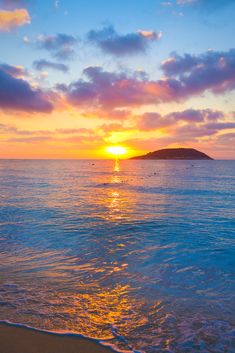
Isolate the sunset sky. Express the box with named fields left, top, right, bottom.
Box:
left=0, top=0, right=235, bottom=159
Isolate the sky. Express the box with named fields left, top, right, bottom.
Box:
left=0, top=0, right=235, bottom=159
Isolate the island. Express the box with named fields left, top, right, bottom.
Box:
left=131, top=148, right=213, bottom=160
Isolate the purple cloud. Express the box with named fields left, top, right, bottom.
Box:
left=138, top=112, right=167, bottom=130
left=60, top=66, right=178, bottom=109
left=174, top=121, right=235, bottom=140
left=36, top=33, right=78, bottom=60
left=59, top=47, right=235, bottom=110
left=167, top=109, right=224, bottom=123
left=0, top=65, right=53, bottom=112
left=33, top=59, right=69, bottom=73
left=162, top=49, right=235, bottom=95
left=0, top=0, right=30, bottom=9
left=87, top=25, right=162, bottom=56
left=137, top=109, right=226, bottom=131
left=0, top=63, right=28, bottom=77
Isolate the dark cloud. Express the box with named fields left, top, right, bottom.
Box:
left=161, top=52, right=199, bottom=76
left=167, top=109, right=224, bottom=123
left=87, top=25, right=162, bottom=56
left=36, top=33, right=78, bottom=60
left=0, top=65, right=53, bottom=112
left=161, top=49, right=235, bottom=95
left=204, top=121, right=235, bottom=131
left=33, top=59, right=69, bottom=73
left=0, top=63, right=28, bottom=77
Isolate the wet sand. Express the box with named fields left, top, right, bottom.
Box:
left=0, top=323, right=116, bottom=353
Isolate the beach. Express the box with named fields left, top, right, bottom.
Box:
left=0, top=323, right=115, bottom=353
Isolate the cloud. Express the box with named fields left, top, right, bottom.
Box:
left=216, top=132, right=235, bottom=145
left=176, top=0, right=235, bottom=10
left=161, top=49, right=235, bottom=95
left=59, top=47, right=235, bottom=110
left=167, top=109, right=224, bottom=123
left=59, top=66, right=180, bottom=109
left=174, top=121, right=235, bottom=140
left=36, top=33, right=78, bottom=60
left=33, top=59, right=69, bottom=73
left=0, top=123, right=52, bottom=136
left=0, top=8, right=30, bottom=31
left=0, top=0, right=30, bottom=9
left=137, top=109, right=226, bottom=131
left=87, top=25, right=162, bottom=56
left=0, top=64, right=54, bottom=112
left=56, top=128, right=93, bottom=135
left=8, top=136, right=52, bottom=143
left=123, top=108, right=235, bottom=154
left=78, top=108, right=131, bottom=122
left=137, top=112, right=166, bottom=131
left=54, top=0, right=59, bottom=9
left=176, top=0, right=198, bottom=4
left=0, top=123, right=100, bottom=146
left=0, top=63, right=28, bottom=77
left=161, top=53, right=199, bottom=76
left=0, top=123, right=96, bottom=139
left=99, top=122, right=127, bottom=133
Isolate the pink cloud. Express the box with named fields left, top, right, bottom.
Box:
left=60, top=49, right=235, bottom=110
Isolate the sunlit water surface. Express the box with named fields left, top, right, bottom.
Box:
left=0, top=159, right=235, bottom=353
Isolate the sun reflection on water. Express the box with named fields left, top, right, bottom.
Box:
left=114, top=158, right=120, bottom=173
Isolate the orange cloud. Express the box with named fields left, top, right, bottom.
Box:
left=138, top=30, right=163, bottom=40
left=0, top=8, right=30, bottom=32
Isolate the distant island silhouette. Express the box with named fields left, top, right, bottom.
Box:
left=131, top=148, right=213, bottom=160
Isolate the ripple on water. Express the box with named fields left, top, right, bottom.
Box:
left=0, top=159, right=235, bottom=352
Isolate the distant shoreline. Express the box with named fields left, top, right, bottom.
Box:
left=130, top=148, right=213, bottom=160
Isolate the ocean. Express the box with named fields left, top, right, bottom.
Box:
left=0, top=159, right=235, bottom=353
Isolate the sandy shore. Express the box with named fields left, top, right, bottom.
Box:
left=0, top=323, right=116, bottom=353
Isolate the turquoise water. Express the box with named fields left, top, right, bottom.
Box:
left=0, top=159, right=235, bottom=352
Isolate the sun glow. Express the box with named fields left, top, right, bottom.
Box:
left=106, top=146, right=127, bottom=157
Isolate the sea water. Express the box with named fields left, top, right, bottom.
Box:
left=0, top=159, right=234, bottom=352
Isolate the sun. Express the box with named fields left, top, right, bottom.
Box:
left=106, top=146, right=127, bottom=157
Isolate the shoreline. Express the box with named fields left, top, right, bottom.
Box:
left=0, top=322, right=118, bottom=353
